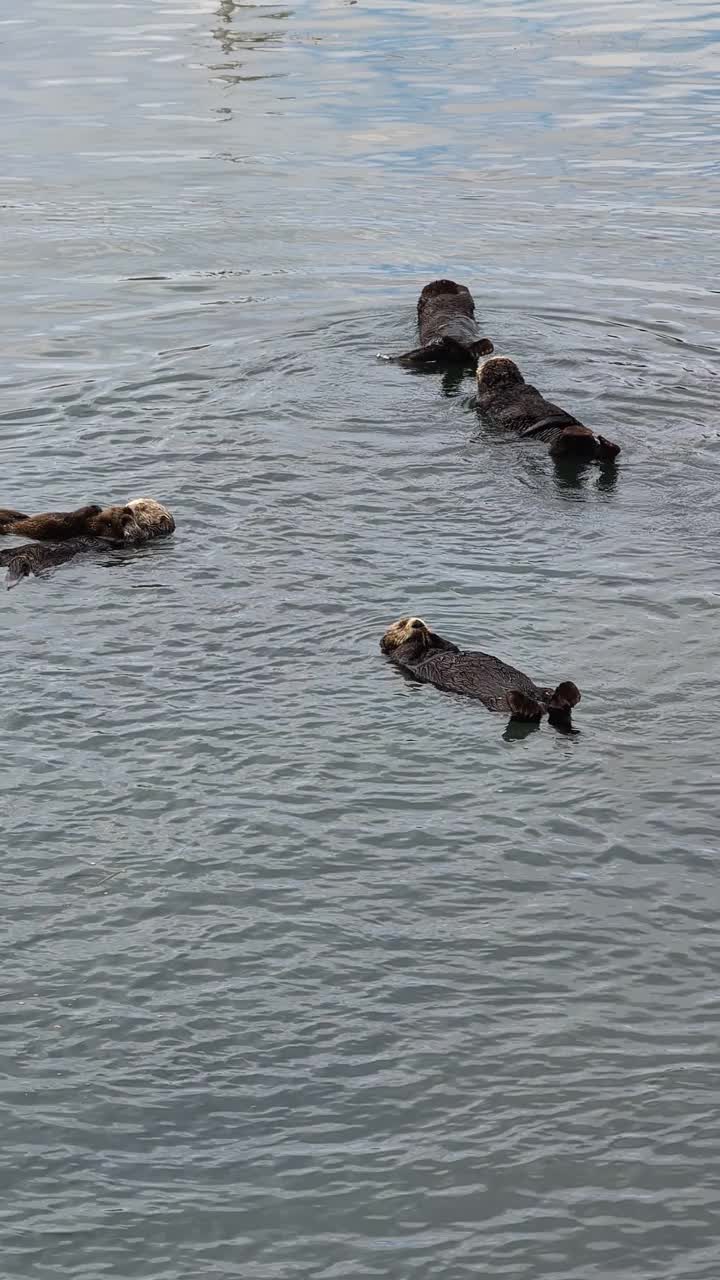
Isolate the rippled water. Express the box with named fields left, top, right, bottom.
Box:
left=2, top=1, right=720, bottom=1276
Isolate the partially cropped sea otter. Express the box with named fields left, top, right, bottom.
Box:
left=391, top=280, right=494, bottom=369
left=0, top=497, right=175, bottom=587
left=0, top=503, right=135, bottom=542
left=475, top=356, right=620, bottom=463
left=0, top=497, right=175, bottom=544
left=381, top=616, right=580, bottom=727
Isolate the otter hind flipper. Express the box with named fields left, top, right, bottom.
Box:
left=550, top=427, right=621, bottom=464
left=549, top=680, right=581, bottom=710
left=5, top=559, right=34, bottom=590
left=385, top=341, right=448, bottom=368
left=5, top=556, right=59, bottom=589
left=385, top=333, right=494, bottom=369
left=547, top=680, right=581, bottom=727
left=507, top=690, right=544, bottom=721
left=469, top=337, right=494, bottom=360
left=0, top=509, right=29, bottom=534
left=596, top=434, right=621, bottom=462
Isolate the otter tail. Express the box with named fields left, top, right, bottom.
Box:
left=0, top=509, right=28, bottom=535
left=547, top=680, right=581, bottom=727
left=507, top=690, right=544, bottom=721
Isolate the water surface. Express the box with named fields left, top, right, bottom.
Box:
left=2, top=1, right=720, bottom=1277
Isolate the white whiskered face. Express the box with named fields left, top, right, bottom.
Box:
left=125, top=498, right=175, bottom=537
left=381, top=616, right=430, bottom=652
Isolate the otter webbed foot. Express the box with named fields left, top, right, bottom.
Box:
left=595, top=434, right=621, bottom=462
left=507, top=690, right=544, bottom=721
left=383, top=335, right=494, bottom=369
left=547, top=680, right=581, bottom=729
left=386, top=341, right=450, bottom=368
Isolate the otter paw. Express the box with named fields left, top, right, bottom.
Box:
left=549, top=680, right=581, bottom=711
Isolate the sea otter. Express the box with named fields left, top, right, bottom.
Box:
left=475, top=356, right=620, bottom=462
left=0, top=497, right=175, bottom=587
left=390, top=280, right=494, bottom=368
left=0, top=538, right=102, bottom=589
left=380, top=616, right=580, bottom=727
left=102, top=497, right=175, bottom=541
left=0, top=497, right=175, bottom=544
left=0, top=503, right=136, bottom=542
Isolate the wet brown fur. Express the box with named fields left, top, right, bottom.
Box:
left=0, top=503, right=136, bottom=543
left=394, top=279, right=494, bottom=368
left=0, top=497, right=175, bottom=545
left=0, top=497, right=175, bottom=586
left=476, top=356, right=620, bottom=463
left=381, top=616, right=580, bottom=726
left=0, top=537, right=101, bottom=588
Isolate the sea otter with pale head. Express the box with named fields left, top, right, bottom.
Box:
left=0, top=497, right=175, bottom=587
left=381, top=616, right=580, bottom=728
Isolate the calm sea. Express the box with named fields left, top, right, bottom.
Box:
left=2, top=1, right=720, bottom=1276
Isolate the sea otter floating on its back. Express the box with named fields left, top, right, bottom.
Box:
left=0, top=497, right=175, bottom=543
left=0, top=497, right=175, bottom=588
left=381, top=616, right=580, bottom=728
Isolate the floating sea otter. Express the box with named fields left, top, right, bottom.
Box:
left=0, top=497, right=175, bottom=543
left=0, top=502, right=136, bottom=543
left=389, top=279, right=494, bottom=368
left=0, top=498, right=175, bottom=587
left=380, top=616, right=580, bottom=728
left=476, top=356, right=620, bottom=463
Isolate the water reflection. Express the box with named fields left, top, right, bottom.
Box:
left=552, top=454, right=620, bottom=494
left=211, top=0, right=292, bottom=57
left=206, top=0, right=293, bottom=91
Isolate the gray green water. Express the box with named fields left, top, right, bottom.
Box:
left=2, top=1, right=720, bottom=1276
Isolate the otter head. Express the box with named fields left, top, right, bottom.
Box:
left=476, top=356, right=525, bottom=391
left=90, top=504, right=142, bottom=543
left=380, top=616, right=432, bottom=655
left=418, top=279, right=472, bottom=316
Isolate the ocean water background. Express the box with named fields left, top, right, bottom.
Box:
left=2, top=0, right=720, bottom=1276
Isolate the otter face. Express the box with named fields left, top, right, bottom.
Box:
left=476, top=356, right=524, bottom=391
left=380, top=616, right=431, bottom=654
left=90, top=505, right=142, bottom=543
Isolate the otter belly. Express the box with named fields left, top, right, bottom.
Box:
left=410, top=649, right=544, bottom=712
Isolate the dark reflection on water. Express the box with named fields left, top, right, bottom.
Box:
left=2, top=0, right=720, bottom=1278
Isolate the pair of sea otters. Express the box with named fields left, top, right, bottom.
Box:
left=379, top=278, right=612, bottom=728
left=0, top=497, right=174, bottom=588
left=393, top=278, right=621, bottom=464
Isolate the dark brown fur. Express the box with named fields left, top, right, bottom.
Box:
left=381, top=617, right=580, bottom=728
left=0, top=503, right=136, bottom=542
left=475, top=357, right=620, bottom=463
left=392, top=279, right=493, bottom=368
left=0, top=537, right=103, bottom=588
